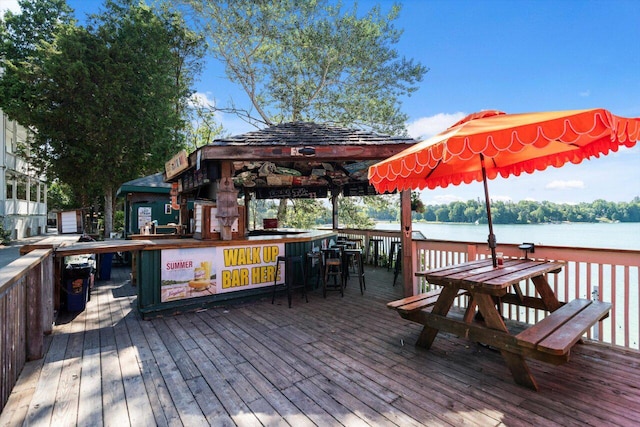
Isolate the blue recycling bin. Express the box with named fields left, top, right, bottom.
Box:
left=65, top=263, right=92, bottom=312
left=99, top=253, right=115, bottom=280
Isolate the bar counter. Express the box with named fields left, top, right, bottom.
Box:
left=134, top=229, right=336, bottom=318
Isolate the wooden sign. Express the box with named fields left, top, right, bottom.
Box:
left=342, top=182, right=383, bottom=197
left=165, top=150, right=189, bottom=180
left=254, top=186, right=328, bottom=199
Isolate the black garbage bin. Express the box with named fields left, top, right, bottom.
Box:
left=64, top=262, right=93, bottom=312
left=99, top=253, right=115, bottom=280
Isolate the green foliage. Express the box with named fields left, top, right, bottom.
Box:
left=114, top=210, right=125, bottom=233
left=0, top=0, right=75, bottom=116
left=248, top=199, right=279, bottom=229
left=410, top=191, right=425, bottom=213
left=402, top=197, right=640, bottom=224
left=0, top=224, right=11, bottom=245
left=185, top=100, right=227, bottom=150
left=282, top=199, right=329, bottom=229
left=338, top=196, right=374, bottom=229
left=363, top=194, right=398, bottom=221
left=0, top=0, right=205, bottom=234
left=182, top=0, right=427, bottom=134
left=46, top=180, right=74, bottom=211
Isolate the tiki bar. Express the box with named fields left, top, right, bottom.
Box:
left=106, top=122, right=415, bottom=318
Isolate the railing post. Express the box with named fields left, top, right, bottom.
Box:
left=467, top=244, right=477, bottom=262
left=26, top=267, right=44, bottom=360
left=591, top=286, right=600, bottom=340
left=42, top=253, right=54, bottom=335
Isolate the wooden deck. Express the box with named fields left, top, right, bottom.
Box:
left=2, top=265, right=640, bottom=426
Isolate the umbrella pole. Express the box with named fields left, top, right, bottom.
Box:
left=480, top=154, right=498, bottom=267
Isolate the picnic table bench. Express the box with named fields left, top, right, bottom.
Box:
left=388, top=258, right=611, bottom=390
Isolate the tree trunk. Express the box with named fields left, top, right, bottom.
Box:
left=104, top=187, right=113, bottom=237
left=277, top=199, right=287, bottom=224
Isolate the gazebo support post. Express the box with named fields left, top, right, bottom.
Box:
left=400, top=190, right=413, bottom=297
left=331, top=192, right=339, bottom=230
left=216, top=161, right=239, bottom=241
left=243, top=190, right=252, bottom=232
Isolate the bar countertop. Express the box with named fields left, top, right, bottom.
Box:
left=52, top=229, right=336, bottom=256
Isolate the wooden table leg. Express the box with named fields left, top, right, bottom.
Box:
left=463, top=295, right=477, bottom=323
left=532, top=275, right=561, bottom=311
left=475, top=293, right=539, bottom=391
left=415, top=286, right=461, bottom=349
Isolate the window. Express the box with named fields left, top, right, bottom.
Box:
left=6, top=180, right=13, bottom=199
left=16, top=176, right=27, bottom=200
left=4, top=116, right=15, bottom=154
left=29, top=180, right=37, bottom=201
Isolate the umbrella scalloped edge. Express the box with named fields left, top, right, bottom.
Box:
left=369, top=108, right=640, bottom=193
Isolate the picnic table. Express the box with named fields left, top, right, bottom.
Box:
left=388, top=258, right=611, bottom=390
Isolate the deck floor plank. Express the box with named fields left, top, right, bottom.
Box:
left=2, top=265, right=640, bottom=426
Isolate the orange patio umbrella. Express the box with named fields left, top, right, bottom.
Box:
left=368, top=108, right=640, bottom=267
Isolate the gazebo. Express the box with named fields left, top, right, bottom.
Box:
left=172, top=122, right=416, bottom=212
left=166, top=121, right=418, bottom=289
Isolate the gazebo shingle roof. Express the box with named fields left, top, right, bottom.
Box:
left=211, top=121, right=416, bottom=146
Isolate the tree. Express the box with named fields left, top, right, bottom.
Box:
left=185, top=99, right=227, bottom=150
left=182, top=0, right=427, bottom=224
left=284, top=199, right=329, bottom=228
left=46, top=180, right=74, bottom=211
left=338, top=196, right=374, bottom=229
left=0, top=0, right=75, bottom=112
left=183, top=0, right=426, bottom=134
left=1, top=0, right=205, bottom=235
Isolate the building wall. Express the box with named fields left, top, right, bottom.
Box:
left=124, top=193, right=180, bottom=237
left=0, top=111, right=48, bottom=239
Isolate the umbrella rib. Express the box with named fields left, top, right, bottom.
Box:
left=425, top=159, right=441, bottom=180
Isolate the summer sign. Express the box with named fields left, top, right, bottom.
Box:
left=160, top=243, right=284, bottom=302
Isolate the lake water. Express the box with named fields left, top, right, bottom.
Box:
left=375, top=221, right=640, bottom=251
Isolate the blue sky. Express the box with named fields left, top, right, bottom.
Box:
left=2, top=0, right=639, bottom=204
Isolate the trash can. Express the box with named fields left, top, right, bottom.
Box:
left=64, top=262, right=92, bottom=312
left=99, top=253, right=115, bottom=280
left=263, top=218, right=278, bottom=229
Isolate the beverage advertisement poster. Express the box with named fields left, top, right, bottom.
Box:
left=161, top=247, right=217, bottom=302
left=160, top=243, right=284, bottom=302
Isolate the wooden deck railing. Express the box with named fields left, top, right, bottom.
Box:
left=0, top=249, right=54, bottom=412
left=337, top=228, right=640, bottom=351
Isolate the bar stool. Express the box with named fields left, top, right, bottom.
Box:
left=322, top=250, right=344, bottom=298
left=344, top=248, right=365, bottom=295
left=387, top=239, right=401, bottom=271
left=271, top=255, right=307, bottom=308
left=306, top=251, right=324, bottom=290
left=349, top=237, right=363, bottom=249
left=367, top=238, right=383, bottom=267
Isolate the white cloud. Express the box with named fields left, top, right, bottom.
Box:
left=0, top=0, right=19, bottom=17
left=427, top=194, right=465, bottom=205
left=545, top=180, right=585, bottom=190
left=189, top=91, right=216, bottom=109
left=406, top=112, right=466, bottom=139
left=490, top=195, right=513, bottom=202
left=579, top=90, right=591, bottom=97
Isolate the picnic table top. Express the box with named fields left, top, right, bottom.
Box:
left=422, top=258, right=565, bottom=293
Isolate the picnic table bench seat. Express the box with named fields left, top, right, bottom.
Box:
left=386, top=287, right=468, bottom=315
left=516, top=298, right=611, bottom=358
